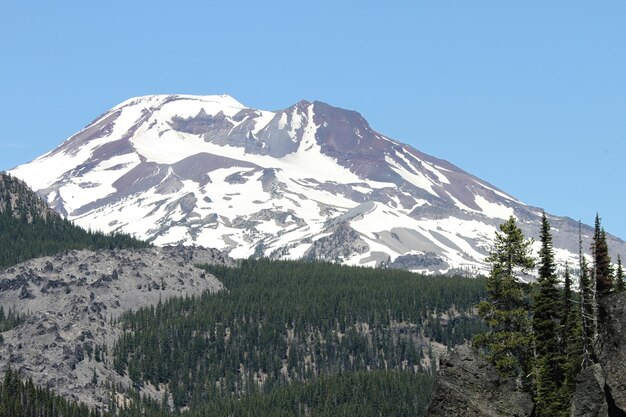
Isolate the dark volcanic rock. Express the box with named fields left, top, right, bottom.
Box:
left=304, top=222, right=369, bottom=261
left=388, top=252, right=447, bottom=270
left=571, top=292, right=626, bottom=416
left=570, top=364, right=609, bottom=417
left=426, top=294, right=626, bottom=417
left=597, top=292, right=626, bottom=414
left=426, top=344, right=533, bottom=417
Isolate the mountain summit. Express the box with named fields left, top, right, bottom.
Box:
left=10, top=94, right=626, bottom=274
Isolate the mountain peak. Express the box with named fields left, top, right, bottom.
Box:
left=113, top=94, right=247, bottom=112
left=9, top=95, right=626, bottom=274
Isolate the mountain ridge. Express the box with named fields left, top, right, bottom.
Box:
left=9, top=94, right=626, bottom=274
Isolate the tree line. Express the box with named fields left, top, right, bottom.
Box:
left=0, top=367, right=434, bottom=417
left=0, top=368, right=104, bottom=417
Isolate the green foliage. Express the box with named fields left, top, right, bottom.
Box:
left=0, top=173, right=149, bottom=270
left=486, top=215, right=534, bottom=279
left=475, top=214, right=624, bottom=415
left=0, top=368, right=103, bottom=417
left=1, top=255, right=461, bottom=417
left=532, top=214, right=560, bottom=357
left=592, top=214, right=613, bottom=296
left=106, top=370, right=435, bottom=417
left=532, top=214, right=568, bottom=416
left=474, top=216, right=534, bottom=380
left=579, top=255, right=595, bottom=365
left=112, top=259, right=486, bottom=409
left=533, top=356, right=567, bottom=417
left=560, top=264, right=582, bottom=394
left=177, top=371, right=435, bottom=417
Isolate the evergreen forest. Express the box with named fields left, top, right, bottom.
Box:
left=108, top=259, right=486, bottom=414
left=1, top=259, right=486, bottom=417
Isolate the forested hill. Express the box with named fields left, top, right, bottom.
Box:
left=0, top=171, right=54, bottom=221
left=109, top=259, right=486, bottom=415
left=0, top=172, right=149, bottom=269
left=1, top=256, right=487, bottom=417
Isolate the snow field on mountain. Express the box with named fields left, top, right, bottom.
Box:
left=11, top=94, right=625, bottom=276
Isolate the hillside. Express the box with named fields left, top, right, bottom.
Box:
left=0, top=254, right=485, bottom=414
left=0, top=246, right=228, bottom=410
left=0, top=172, right=149, bottom=269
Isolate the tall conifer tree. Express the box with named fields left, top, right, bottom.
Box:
left=616, top=255, right=625, bottom=292
left=532, top=213, right=567, bottom=416
left=592, top=214, right=613, bottom=296
left=579, top=221, right=595, bottom=368
left=560, top=264, right=581, bottom=396
left=474, top=216, right=534, bottom=382
left=560, top=264, right=574, bottom=355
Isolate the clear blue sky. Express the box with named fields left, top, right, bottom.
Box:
left=1, top=1, right=625, bottom=239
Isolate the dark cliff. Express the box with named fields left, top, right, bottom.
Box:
left=426, top=292, right=626, bottom=417
left=425, top=344, right=533, bottom=417
left=571, top=292, right=626, bottom=417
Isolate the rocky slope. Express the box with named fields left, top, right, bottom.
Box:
left=9, top=95, right=626, bottom=275
left=0, top=246, right=231, bottom=410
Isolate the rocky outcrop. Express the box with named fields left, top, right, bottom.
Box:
left=426, top=344, right=533, bottom=417
left=304, top=221, right=369, bottom=262
left=423, top=293, right=626, bottom=417
left=388, top=252, right=448, bottom=271
left=0, top=246, right=231, bottom=411
left=570, top=363, right=609, bottom=417
left=0, top=172, right=55, bottom=221
left=570, top=292, right=626, bottom=417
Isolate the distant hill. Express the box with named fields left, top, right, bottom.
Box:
left=0, top=172, right=149, bottom=269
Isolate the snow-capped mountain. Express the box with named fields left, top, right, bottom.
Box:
left=9, top=94, right=626, bottom=275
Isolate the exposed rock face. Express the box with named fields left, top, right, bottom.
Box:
left=570, top=364, right=609, bottom=417
left=425, top=344, right=534, bottom=417
left=425, top=294, right=626, bottom=417
left=571, top=292, right=626, bottom=417
left=388, top=252, right=448, bottom=271
left=304, top=221, right=369, bottom=261
left=597, top=293, right=626, bottom=415
left=0, top=246, right=231, bottom=411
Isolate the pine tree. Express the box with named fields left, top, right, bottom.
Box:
left=615, top=255, right=625, bottom=292
left=560, top=264, right=581, bottom=396
left=578, top=221, right=595, bottom=368
left=592, top=214, right=613, bottom=296
left=532, top=213, right=567, bottom=416
left=560, top=265, right=574, bottom=356
left=474, top=216, right=534, bottom=382
left=533, top=214, right=560, bottom=358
